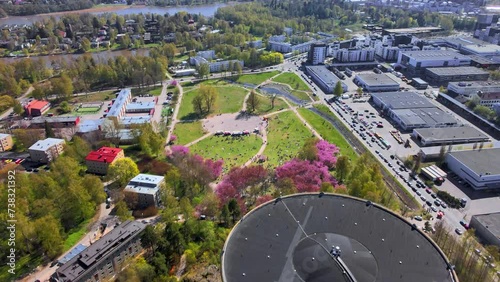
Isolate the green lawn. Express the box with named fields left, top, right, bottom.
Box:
left=298, top=108, right=358, bottom=161
left=290, top=90, right=313, bottom=102
left=190, top=135, right=263, bottom=171
left=178, top=86, right=248, bottom=120
left=131, top=86, right=163, bottom=96
left=174, top=54, right=189, bottom=62
left=253, top=95, right=288, bottom=115
left=263, top=111, right=313, bottom=168
left=63, top=218, right=92, bottom=251
left=76, top=106, right=100, bottom=113
left=235, top=71, right=280, bottom=85
left=272, top=72, right=311, bottom=91
left=69, top=90, right=115, bottom=103
left=0, top=254, right=44, bottom=282
left=200, top=79, right=230, bottom=86
left=173, top=121, right=207, bottom=145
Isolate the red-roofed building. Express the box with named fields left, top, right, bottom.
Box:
left=85, top=147, right=124, bottom=175
left=25, top=100, right=50, bottom=117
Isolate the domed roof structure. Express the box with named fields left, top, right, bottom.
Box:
left=221, top=193, right=458, bottom=282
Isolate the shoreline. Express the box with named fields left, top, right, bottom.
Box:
left=0, top=2, right=235, bottom=21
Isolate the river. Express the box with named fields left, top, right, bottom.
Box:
left=1, top=48, right=153, bottom=66
left=0, top=2, right=233, bottom=65
left=0, top=2, right=232, bottom=26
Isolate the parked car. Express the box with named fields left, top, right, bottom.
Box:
left=414, top=216, right=423, bottom=221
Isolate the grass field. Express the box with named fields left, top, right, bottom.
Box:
left=235, top=71, right=280, bottom=85
left=190, top=135, right=263, bottom=171
left=69, top=90, right=115, bottom=103
left=263, top=111, right=313, bottom=168
left=298, top=108, right=358, bottom=160
left=253, top=95, right=288, bottom=115
left=63, top=218, right=91, bottom=251
left=173, top=121, right=207, bottom=145
left=290, top=90, right=312, bottom=102
left=272, top=72, right=311, bottom=92
left=0, top=255, right=44, bottom=282
left=132, top=86, right=163, bottom=96
left=178, top=86, right=248, bottom=120
left=76, top=106, right=100, bottom=113
left=199, top=79, right=230, bottom=86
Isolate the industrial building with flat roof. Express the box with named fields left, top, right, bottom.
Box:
left=424, top=66, right=489, bottom=86
left=371, top=92, right=458, bottom=130
left=222, top=193, right=457, bottom=282
left=123, top=173, right=164, bottom=208
left=50, top=221, right=146, bottom=282
left=397, top=50, right=471, bottom=76
left=447, top=81, right=500, bottom=97
left=29, top=116, right=80, bottom=128
left=382, top=26, right=443, bottom=36
left=412, top=126, right=490, bottom=146
left=460, top=44, right=500, bottom=57
left=353, top=73, right=400, bottom=92
left=470, top=213, right=500, bottom=248
left=126, top=102, right=156, bottom=113
left=305, top=65, right=347, bottom=94
left=446, top=148, right=500, bottom=190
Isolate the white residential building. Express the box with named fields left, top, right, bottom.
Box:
left=123, top=174, right=165, bottom=208
left=28, top=138, right=65, bottom=163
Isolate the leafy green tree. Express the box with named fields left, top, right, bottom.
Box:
left=220, top=204, right=230, bottom=227
left=51, top=73, right=73, bottom=101
left=119, top=34, right=131, bottom=49
left=59, top=101, right=71, bottom=114
left=192, top=94, right=204, bottom=116
left=228, top=199, right=241, bottom=223
left=13, top=100, right=23, bottom=115
left=115, top=200, right=132, bottom=221
left=200, top=85, right=217, bottom=113
left=81, top=37, right=91, bottom=52
left=335, top=155, right=351, bottom=183
left=246, top=90, right=260, bottom=113
left=33, top=215, right=64, bottom=259
left=108, top=157, right=140, bottom=187
left=44, top=121, right=55, bottom=138
left=334, top=81, right=343, bottom=98
left=197, top=63, right=209, bottom=79
left=141, top=225, right=159, bottom=255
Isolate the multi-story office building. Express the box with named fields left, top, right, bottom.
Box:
left=331, top=47, right=376, bottom=63
left=28, top=138, right=65, bottom=163
left=50, top=221, right=146, bottom=282
left=107, top=89, right=132, bottom=121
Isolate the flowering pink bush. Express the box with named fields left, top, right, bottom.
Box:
left=170, top=145, right=189, bottom=156
left=275, top=158, right=337, bottom=193
left=215, top=165, right=268, bottom=205
left=170, top=80, right=178, bottom=86
left=170, top=135, right=177, bottom=142
left=316, top=140, right=339, bottom=169
left=255, top=195, right=274, bottom=206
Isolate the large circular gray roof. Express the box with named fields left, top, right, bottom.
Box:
left=221, top=193, right=457, bottom=282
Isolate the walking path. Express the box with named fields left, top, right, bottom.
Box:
left=165, top=83, right=184, bottom=155
left=185, top=132, right=213, bottom=147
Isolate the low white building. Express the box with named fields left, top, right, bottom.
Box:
left=446, top=148, right=500, bottom=190
left=397, top=50, right=471, bottom=75
left=123, top=174, right=165, bottom=208
left=29, top=138, right=65, bottom=163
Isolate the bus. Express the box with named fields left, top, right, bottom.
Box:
left=380, top=139, right=392, bottom=149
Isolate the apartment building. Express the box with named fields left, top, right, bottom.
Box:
left=85, top=147, right=124, bottom=175
left=50, top=221, right=146, bottom=282
left=0, top=133, right=13, bottom=152
left=28, top=138, right=65, bottom=163
left=123, top=174, right=165, bottom=208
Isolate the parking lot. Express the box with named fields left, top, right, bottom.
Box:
left=317, top=66, right=500, bottom=234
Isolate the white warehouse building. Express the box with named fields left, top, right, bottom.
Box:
left=446, top=148, right=500, bottom=190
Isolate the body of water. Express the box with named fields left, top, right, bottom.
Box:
left=0, top=2, right=231, bottom=26
left=2, top=48, right=150, bottom=67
